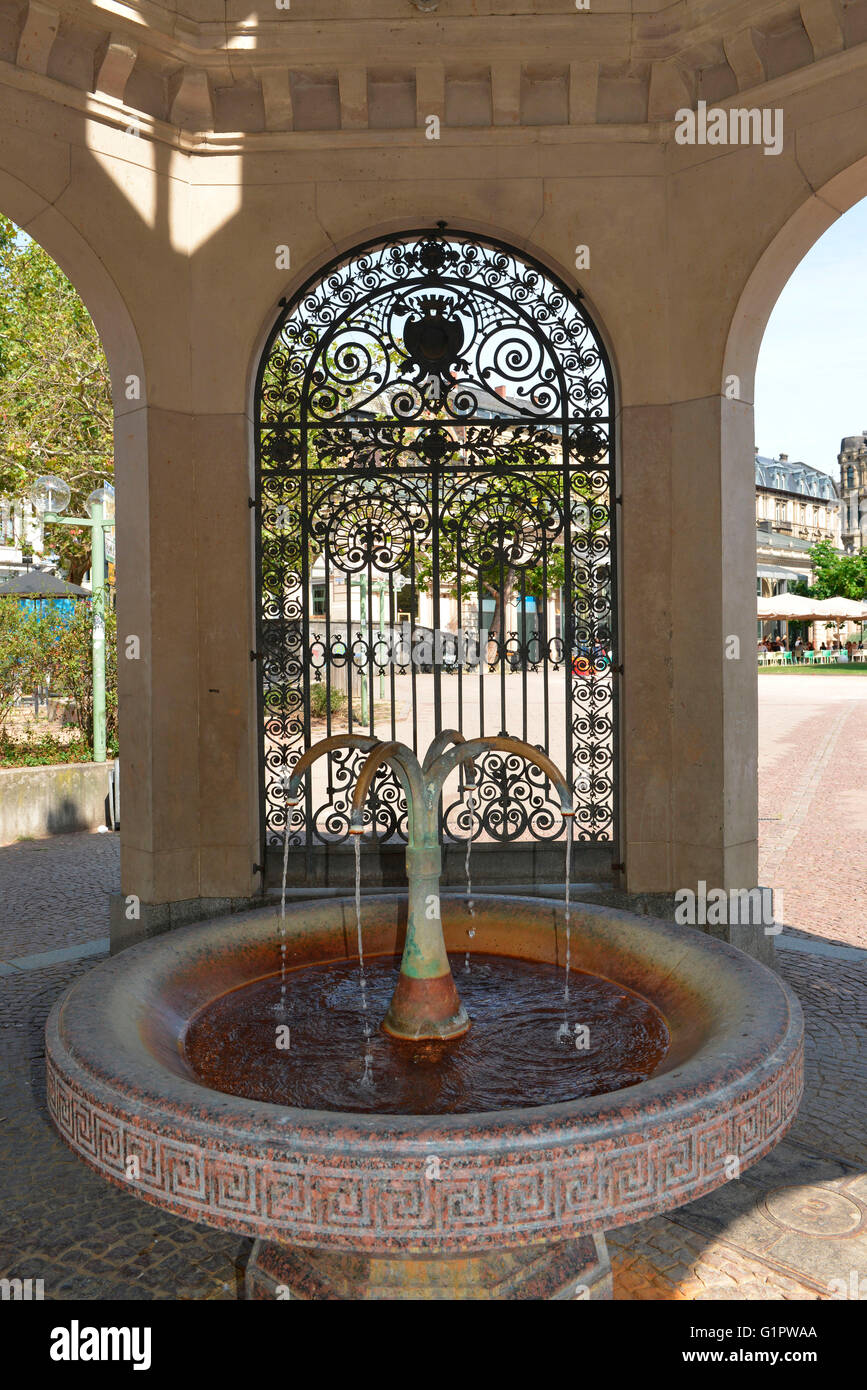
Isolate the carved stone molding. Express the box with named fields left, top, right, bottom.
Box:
left=0, top=0, right=865, bottom=143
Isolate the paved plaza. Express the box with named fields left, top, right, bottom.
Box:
left=1, top=673, right=864, bottom=1300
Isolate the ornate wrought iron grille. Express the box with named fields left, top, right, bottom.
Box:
left=254, top=227, right=617, bottom=871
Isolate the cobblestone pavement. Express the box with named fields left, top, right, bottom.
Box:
left=0, top=831, right=118, bottom=961
left=759, top=673, right=867, bottom=950
left=0, top=950, right=250, bottom=1299
left=610, top=949, right=867, bottom=1300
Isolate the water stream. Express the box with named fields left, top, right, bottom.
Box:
left=556, top=814, right=574, bottom=1044
left=274, top=781, right=293, bottom=1018
left=354, top=834, right=374, bottom=1088
left=463, top=788, right=478, bottom=973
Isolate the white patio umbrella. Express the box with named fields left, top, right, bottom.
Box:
left=809, top=596, right=866, bottom=620
left=756, top=593, right=819, bottom=620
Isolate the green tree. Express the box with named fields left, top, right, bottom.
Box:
left=0, top=218, right=113, bottom=584
left=792, top=541, right=867, bottom=601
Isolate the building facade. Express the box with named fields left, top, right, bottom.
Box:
left=0, top=498, right=44, bottom=581
left=755, top=450, right=840, bottom=599
left=838, top=433, right=867, bottom=552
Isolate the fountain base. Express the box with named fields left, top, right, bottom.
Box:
left=245, top=1234, right=612, bottom=1301
left=380, top=968, right=470, bottom=1041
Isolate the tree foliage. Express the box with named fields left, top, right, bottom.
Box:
left=0, top=601, right=49, bottom=736
left=0, top=218, right=113, bottom=584
left=792, top=541, right=867, bottom=601
left=0, top=597, right=117, bottom=754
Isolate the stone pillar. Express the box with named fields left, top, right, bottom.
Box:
left=619, top=392, right=766, bottom=960
left=112, top=401, right=259, bottom=950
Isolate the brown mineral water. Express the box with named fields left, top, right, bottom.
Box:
left=185, top=954, right=670, bottom=1117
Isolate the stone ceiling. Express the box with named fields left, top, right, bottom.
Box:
left=0, top=0, right=863, bottom=141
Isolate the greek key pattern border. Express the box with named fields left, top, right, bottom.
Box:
left=46, top=1042, right=802, bottom=1251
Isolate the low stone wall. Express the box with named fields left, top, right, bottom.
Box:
left=0, top=762, right=111, bottom=845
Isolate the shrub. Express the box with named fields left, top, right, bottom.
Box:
left=0, top=599, right=55, bottom=736
left=51, top=592, right=118, bottom=755
left=0, top=594, right=117, bottom=757
left=309, top=682, right=346, bottom=719
left=0, top=731, right=92, bottom=767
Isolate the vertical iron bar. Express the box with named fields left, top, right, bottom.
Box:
left=520, top=568, right=528, bottom=744
left=456, top=534, right=463, bottom=794
left=609, top=450, right=620, bottom=862
left=410, top=541, right=418, bottom=754
left=432, top=459, right=442, bottom=741
left=477, top=566, right=485, bottom=739
left=324, top=551, right=332, bottom=741
left=389, top=571, right=397, bottom=744
left=562, top=416, right=574, bottom=822
left=367, top=556, right=375, bottom=736
left=253, top=430, right=267, bottom=888
left=300, top=423, right=313, bottom=871
left=498, top=543, right=506, bottom=734
left=346, top=573, right=354, bottom=735
left=542, top=540, right=550, bottom=754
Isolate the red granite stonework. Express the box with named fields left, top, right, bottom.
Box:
left=46, top=896, right=803, bottom=1260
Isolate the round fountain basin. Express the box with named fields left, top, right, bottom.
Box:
left=46, top=895, right=803, bottom=1256
left=184, top=953, right=671, bottom=1114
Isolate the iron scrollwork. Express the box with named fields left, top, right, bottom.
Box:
left=255, top=227, right=616, bottom=861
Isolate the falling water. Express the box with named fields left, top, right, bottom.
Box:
left=274, top=783, right=293, bottom=1018
left=463, top=788, right=478, bottom=973
left=354, top=834, right=374, bottom=1089
left=563, top=814, right=573, bottom=1003
left=556, top=814, right=574, bottom=1044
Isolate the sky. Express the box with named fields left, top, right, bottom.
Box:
left=754, top=198, right=867, bottom=482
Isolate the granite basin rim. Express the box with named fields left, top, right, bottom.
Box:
left=45, top=893, right=804, bottom=1254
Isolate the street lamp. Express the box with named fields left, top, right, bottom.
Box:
left=29, top=474, right=116, bottom=764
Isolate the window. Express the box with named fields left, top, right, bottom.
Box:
left=312, top=582, right=327, bottom=616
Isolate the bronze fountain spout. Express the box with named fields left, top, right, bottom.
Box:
left=288, top=731, right=575, bottom=1041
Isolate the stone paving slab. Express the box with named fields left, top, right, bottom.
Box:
left=609, top=947, right=867, bottom=1301
left=758, top=676, right=867, bottom=950
left=0, top=952, right=249, bottom=1300
left=0, top=830, right=118, bottom=962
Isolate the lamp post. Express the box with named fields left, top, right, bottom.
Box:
left=29, top=475, right=115, bottom=764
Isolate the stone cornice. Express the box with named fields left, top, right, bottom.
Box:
left=0, top=0, right=863, bottom=143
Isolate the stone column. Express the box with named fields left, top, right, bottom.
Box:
left=111, top=400, right=259, bottom=949
left=618, top=391, right=766, bottom=959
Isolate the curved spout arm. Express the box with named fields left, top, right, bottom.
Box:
left=283, top=734, right=383, bottom=804
left=350, top=741, right=427, bottom=841
left=426, top=735, right=575, bottom=817
left=421, top=728, right=477, bottom=785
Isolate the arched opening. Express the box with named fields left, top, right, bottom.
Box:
left=730, top=178, right=867, bottom=948
left=254, top=226, right=617, bottom=888
left=0, top=213, right=118, bottom=768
